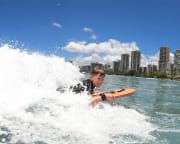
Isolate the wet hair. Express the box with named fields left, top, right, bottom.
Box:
left=90, top=66, right=105, bottom=77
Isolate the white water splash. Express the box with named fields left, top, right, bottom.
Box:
left=0, top=44, right=82, bottom=113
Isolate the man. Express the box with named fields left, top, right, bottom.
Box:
left=71, top=66, right=114, bottom=106
left=57, top=66, right=114, bottom=106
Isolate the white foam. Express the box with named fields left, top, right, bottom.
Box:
left=0, top=44, right=82, bottom=113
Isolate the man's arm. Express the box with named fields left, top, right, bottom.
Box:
left=90, top=93, right=115, bottom=106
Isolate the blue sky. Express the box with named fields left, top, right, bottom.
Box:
left=0, top=0, right=180, bottom=65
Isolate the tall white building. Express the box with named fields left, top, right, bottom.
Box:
left=113, top=60, right=121, bottom=72
left=91, top=62, right=104, bottom=71
left=147, top=64, right=157, bottom=73
left=174, top=49, right=180, bottom=70
left=131, top=50, right=141, bottom=71
left=158, top=46, right=171, bottom=71
left=120, top=54, right=129, bottom=72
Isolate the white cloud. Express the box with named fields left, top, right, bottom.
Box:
left=63, top=39, right=174, bottom=67
left=170, top=53, right=174, bottom=64
left=73, top=54, right=102, bottom=66
left=141, top=53, right=159, bottom=67
left=64, top=39, right=139, bottom=55
left=72, top=53, right=130, bottom=67
left=82, top=27, right=97, bottom=40
left=52, top=22, right=62, bottom=28
left=64, top=39, right=139, bottom=66
left=82, top=27, right=93, bottom=33
left=90, top=34, right=97, bottom=40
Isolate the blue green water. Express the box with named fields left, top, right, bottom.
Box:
left=99, top=75, right=180, bottom=144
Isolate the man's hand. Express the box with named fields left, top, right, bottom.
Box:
left=90, top=96, right=102, bottom=106
left=90, top=93, right=115, bottom=106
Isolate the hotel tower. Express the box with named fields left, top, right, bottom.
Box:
left=158, top=46, right=171, bottom=71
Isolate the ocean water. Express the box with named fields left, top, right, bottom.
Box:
left=0, top=44, right=180, bottom=144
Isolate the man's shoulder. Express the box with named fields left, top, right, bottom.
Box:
left=82, top=79, right=91, bottom=85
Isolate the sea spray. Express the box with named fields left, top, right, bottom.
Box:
left=0, top=44, right=83, bottom=113
left=0, top=44, right=155, bottom=144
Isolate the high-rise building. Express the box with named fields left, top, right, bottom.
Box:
left=147, top=64, right=157, bottom=73
left=91, top=62, right=104, bottom=71
left=113, top=60, right=121, bottom=72
left=158, top=46, right=171, bottom=71
left=139, top=67, right=147, bottom=73
left=104, top=64, right=111, bottom=71
left=174, top=49, right=180, bottom=70
left=80, top=65, right=90, bottom=72
left=120, top=54, right=129, bottom=72
left=131, top=50, right=141, bottom=71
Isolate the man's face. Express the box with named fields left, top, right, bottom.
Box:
left=91, top=74, right=105, bottom=87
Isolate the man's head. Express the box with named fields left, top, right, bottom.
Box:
left=90, top=67, right=105, bottom=87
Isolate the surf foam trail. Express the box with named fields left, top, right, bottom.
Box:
left=0, top=44, right=155, bottom=144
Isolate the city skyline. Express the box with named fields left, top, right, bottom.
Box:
left=80, top=46, right=180, bottom=73
left=0, top=0, right=180, bottom=66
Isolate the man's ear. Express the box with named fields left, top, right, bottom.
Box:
left=90, top=76, right=94, bottom=81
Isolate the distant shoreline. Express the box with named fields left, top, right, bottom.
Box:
left=81, top=71, right=180, bottom=81
left=106, top=72, right=180, bottom=81
left=108, top=74, right=180, bottom=81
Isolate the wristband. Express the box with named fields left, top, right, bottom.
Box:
left=100, top=93, right=106, bottom=101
